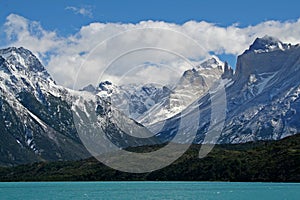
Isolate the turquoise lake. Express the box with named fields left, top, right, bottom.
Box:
left=0, top=182, right=299, bottom=200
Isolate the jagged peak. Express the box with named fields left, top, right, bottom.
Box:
left=0, top=47, right=34, bottom=59
left=99, top=80, right=112, bottom=87
left=259, top=35, right=281, bottom=43
left=80, top=84, right=97, bottom=93
left=98, top=81, right=115, bottom=92
left=0, top=46, right=46, bottom=74
left=222, top=61, right=234, bottom=79
left=244, top=35, right=290, bottom=54
left=198, top=56, right=224, bottom=69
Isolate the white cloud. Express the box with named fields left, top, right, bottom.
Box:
left=3, top=14, right=300, bottom=89
left=3, top=14, right=62, bottom=59
left=65, top=6, right=93, bottom=18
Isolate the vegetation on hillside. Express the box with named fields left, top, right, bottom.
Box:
left=0, top=134, right=299, bottom=182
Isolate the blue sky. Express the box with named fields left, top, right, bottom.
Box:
left=1, top=1, right=300, bottom=88
left=1, top=0, right=299, bottom=36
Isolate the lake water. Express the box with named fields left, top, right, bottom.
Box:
left=0, top=182, right=299, bottom=200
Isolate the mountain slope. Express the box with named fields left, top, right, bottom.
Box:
left=138, top=57, right=233, bottom=126
left=0, top=47, right=157, bottom=166
left=0, top=47, right=89, bottom=166
left=221, top=36, right=300, bottom=143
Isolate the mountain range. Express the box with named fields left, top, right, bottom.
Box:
left=154, top=36, right=300, bottom=144
left=0, top=35, right=299, bottom=166
left=0, top=47, right=154, bottom=166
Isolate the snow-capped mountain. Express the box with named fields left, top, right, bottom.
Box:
left=0, top=47, right=86, bottom=165
left=0, top=47, right=156, bottom=166
left=221, top=36, right=300, bottom=143
left=1, top=35, right=300, bottom=166
left=138, top=57, right=233, bottom=125
left=153, top=36, right=300, bottom=144
left=243, top=35, right=291, bottom=54
left=89, top=81, right=172, bottom=120
left=95, top=56, right=233, bottom=126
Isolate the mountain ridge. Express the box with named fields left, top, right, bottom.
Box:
left=0, top=36, right=300, bottom=166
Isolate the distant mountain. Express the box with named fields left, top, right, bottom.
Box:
left=138, top=57, right=233, bottom=126
left=95, top=56, right=233, bottom=126
left=94, top=81, right=171, bottom=121
left=154, top=36, right=300, bottom=144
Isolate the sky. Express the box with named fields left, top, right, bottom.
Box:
left=1, top=0, right=300, bottom=88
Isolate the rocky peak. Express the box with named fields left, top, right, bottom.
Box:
left=98, top=81, right=113, bottom=91
left=234, top=36, right=300, bottom=84
left=244, top=35, right=290, bottom=54
left=0, top=47, right=46, bottom=72
left=80, top=84, right=97, bottom=93
left=198, top=56, right=223, bottom=69
left=221, top=61, right=234, bottom=79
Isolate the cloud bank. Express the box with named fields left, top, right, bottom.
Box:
left=2, top=14, right=300, bottom=89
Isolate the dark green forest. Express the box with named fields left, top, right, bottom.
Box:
left=0, top=134, right=299, bottom=182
